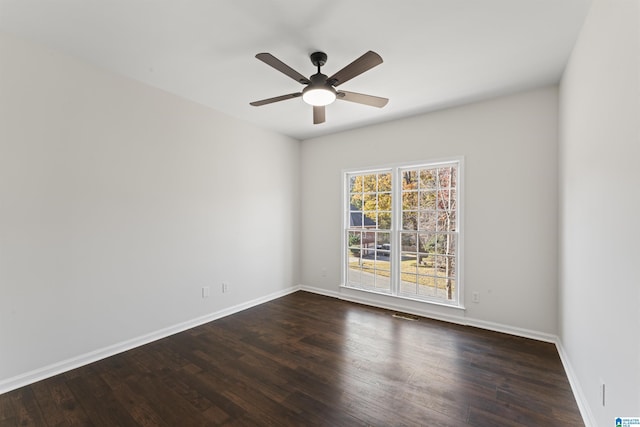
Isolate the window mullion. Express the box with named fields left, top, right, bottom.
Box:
left=391, top=168, right=401, bottom=295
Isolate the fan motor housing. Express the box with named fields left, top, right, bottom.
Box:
left=310, top=52, right=328, bottom=67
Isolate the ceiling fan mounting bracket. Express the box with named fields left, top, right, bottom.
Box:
left=310, top=52, right=327, bottom=67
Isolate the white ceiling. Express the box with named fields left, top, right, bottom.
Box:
left=0, top=0, right=591, bottom=140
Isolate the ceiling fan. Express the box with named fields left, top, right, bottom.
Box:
left=250, top=51, right=388, bottom=124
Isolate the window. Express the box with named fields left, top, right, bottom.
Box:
left=344, top=160, right=462, bottom=306
left=346, top=170, right=392, bottom=293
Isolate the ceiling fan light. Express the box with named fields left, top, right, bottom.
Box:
left=302, top=87, right=336, bottom=106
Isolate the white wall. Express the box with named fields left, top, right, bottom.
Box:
left=0, top=32, right=300, bottom=386
left=300, top=87, right=559, bottom=336
left=559, top=0, right=640, bottom=424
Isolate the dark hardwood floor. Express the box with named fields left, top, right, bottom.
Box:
left=0, top=291, right=583, bottom=426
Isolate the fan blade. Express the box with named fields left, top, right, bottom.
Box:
left=337, top=91, right=388, bottom=108
left=313, top=106, right=326, bottom=124
left=327, top=51, right=383, bottom=87
left=250, top=92, right=302, bottom=106
left=256, top=53, right=311, bottom=85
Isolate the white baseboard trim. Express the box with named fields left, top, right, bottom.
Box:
left=463, top=317, right=557, bottom=343
left=0, top=285, right=301, bottom=395
left=298, top=285, right=340, bottom=299
left=554, top=338, right=596, bottom=427
left=299, top=285, right=556, bottom=343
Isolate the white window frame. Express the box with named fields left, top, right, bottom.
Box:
left=342, top=157, right=464, bottom=308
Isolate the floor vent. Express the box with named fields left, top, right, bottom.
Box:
left=392, top=313, right=420, bottom=321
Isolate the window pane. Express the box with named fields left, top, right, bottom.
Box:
left=347, top=231, right=362, bottom=248
left=349, top=211, right=360, bottom=229
left=447, top=210, right=457, bottom=231
left=347, top=231, right=362, bottom=252
left=402, top=252, right=418, bottom=273
left=446, top=236, right=457, bottom=256
left=363, top=194, right=377, bottom=211
left=420, top=169, right=437, bottom=189
left=359, top=259, right=373, bottom=280
left=418, top=211, right=437, bottom=231
left=402, top=170, right=418, bottom=188
left=437, top=167, right=454, bottom=189
left=432, top=255, right=443, bottom=271
left=420, top=191, right=437, bottom=210
left=417, top=275, right=436, bottom=297
left=401, top=251, right=420, bottom=295
left=349, top=175, right=361, bottom=193
left=376, top=232, right=391, bottom=261
left=437, top=212, right=451, bottom=232
left=437, top=234, right=455, bottom=255
left=443, top=255, right=456, bottom=278
left=363, top=174, right=377, bottom=191
left=375, top=257, right=390, bottom=272
left=376, top=249, right=390, bottom=260
left=402, top=211, right=417, bottom=230
left=400, top=281, right=417, bottom=295
left=402, top=191, right=417, bottom=210
left=378, top=232, right=390, bottom=246
left=435, top=278, right=448, bottom=298
left=401, top=232, right=417, bottom=252
left=378, top=211, right=392, bottom=230
left=440, top=189, right=458, bottom=210
left=365, top=213, right=377, bottom=228
left=417, top=252, right=431, bottom=268
left=418, top=233, right=436, bottom=254
left=446, top=279, right=456, bottom=300
left=378, top=192, right=392, bottom=211
left=347, top=266, right=361, bottom=284
left=378, top=173, right=391, bottom=191
left=437, top=189, right=455, bottom=210
left=349, top=193, right=363, bottom=210
left=375, top=273, right=391, bottom=291
left=362, top=231, right=375, bottom=255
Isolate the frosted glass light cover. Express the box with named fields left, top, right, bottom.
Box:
left=302, top=88, right=336, bottom=106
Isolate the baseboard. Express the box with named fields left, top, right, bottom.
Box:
left=0, top=285, right=301, bottom=395
left=302, top=285, right=470, bottom=327
left=555, top=338, right=596, bottom=427
left=298, top=285, right=341, bottom=299
left=463, top=317, right=557, bottom=343
left=300, top=285, right=556, bottom=343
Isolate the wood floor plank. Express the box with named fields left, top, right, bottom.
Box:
left=63, top=371, right=140, bottom=427
left=0, top=291, right=584, bottom=426
left=29, top=377, right=94, bottom=426
left=0, top=387, right=47, bottom=427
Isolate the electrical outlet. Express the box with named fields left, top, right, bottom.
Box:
left=202, top=286, right=210, bottom=298
left=222, top=282, right=229, bottom=293
left=472, top=292, right=480, bottom=303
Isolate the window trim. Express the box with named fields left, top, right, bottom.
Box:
left=341, top=157, right=464, bottom=308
